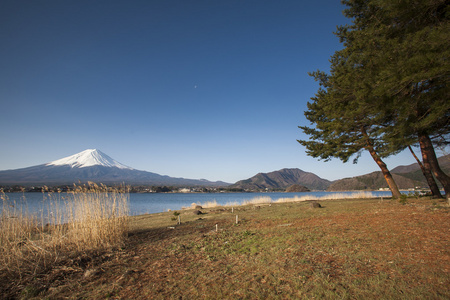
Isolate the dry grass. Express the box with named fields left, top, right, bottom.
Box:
left=241, top=196, right=272, bottom=205
left=189, top=200, right=220, bottom=209
left=191, top=192, right=380, bottom=208
left=191, top=196, right=273, bottom=209
left=0, top=183, right=129, bottom=284
left=275, top=191, right=380, bottom=203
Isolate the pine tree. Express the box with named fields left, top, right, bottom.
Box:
left=299, top=52, right=402, bottom=198
left=340, top=0, right=450, bottom=200
left=299, top=0, right=449, bottom=200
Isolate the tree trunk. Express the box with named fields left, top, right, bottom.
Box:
left=408, top=146, right=442, bottom=198
left=418, top=134, right=450, bottom=203
left=362, top=128, right=402, bottom=198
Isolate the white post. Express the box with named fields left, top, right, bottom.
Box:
left=178, top=215, right=181, bottom=225
left=232, top=207, right=234, bottom=213
left=236, top=215, right=238, bottom=224
left=216, top=224, right=218, bottom=232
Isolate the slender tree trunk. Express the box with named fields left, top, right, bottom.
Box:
left=408, top=146, right=442, bottom=198
left=362, top=128, right=402, bottom=198
left=367, top=147, right=402, bottom=198
left=418, top=134, right=450, bottom=203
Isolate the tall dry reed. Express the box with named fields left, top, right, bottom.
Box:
left=0, top=183, right=129, bottom=278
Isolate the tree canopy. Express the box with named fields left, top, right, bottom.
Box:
left=299, top=0, right=449, bottom=199
left=340, top=0, right=449, bottom=145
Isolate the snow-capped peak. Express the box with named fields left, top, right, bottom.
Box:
left=46, top=149, right=133, bottom=169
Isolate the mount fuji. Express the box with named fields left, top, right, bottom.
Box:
left=0, top=149, right=229, bottom=187
left=46, top=149, right=132, bottom=170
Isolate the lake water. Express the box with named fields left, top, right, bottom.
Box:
left=2, top=191, right=397, bottom=218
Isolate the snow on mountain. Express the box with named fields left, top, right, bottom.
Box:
left=46, top=149, right=133, bottom=170
left=0, top=149, right=230, bottom=186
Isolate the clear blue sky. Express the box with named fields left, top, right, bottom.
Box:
left=0, top=0, right=432, bottom=183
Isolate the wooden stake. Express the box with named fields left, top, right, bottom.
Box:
left=215, top=224, right=218, bottom=232
left=178, top=215, right=181, bottom=225
left=236, top=215, right=238, bottom=224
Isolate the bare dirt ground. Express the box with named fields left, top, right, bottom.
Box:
left=2, top=197, right=449, bottom=299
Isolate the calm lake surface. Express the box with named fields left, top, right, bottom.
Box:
left=3, top=191, right=396, bottom=217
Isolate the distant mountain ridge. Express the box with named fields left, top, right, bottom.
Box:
left=2, top=149, right=448, bottom=191
left=229, top=154, right=449, bottom=192
left=328, top=154, right=450, bottom=191
left=0, top=149, right=229, bottom=187
left=230, top=168, right=331, bottom=191
left=326, top=171, right=424, bottom=191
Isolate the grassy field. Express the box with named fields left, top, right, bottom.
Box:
left=1, top=195, right=449, bottom=299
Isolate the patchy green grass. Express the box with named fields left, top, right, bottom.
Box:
left=2, top=196, right=449, bottom=299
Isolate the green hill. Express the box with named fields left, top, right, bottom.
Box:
left=230, top=168, right=331, bottom=191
